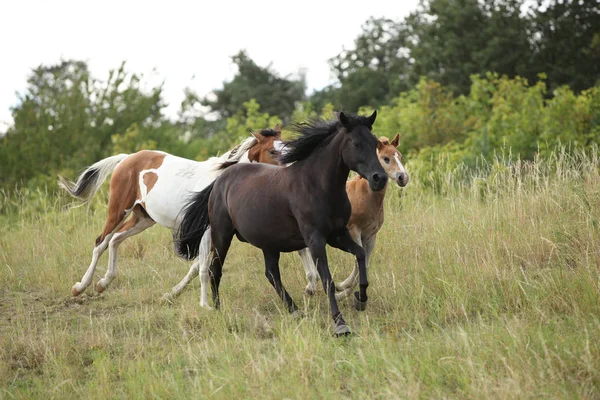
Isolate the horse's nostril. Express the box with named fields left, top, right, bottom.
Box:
left=373, top=173, right=381, bottom=182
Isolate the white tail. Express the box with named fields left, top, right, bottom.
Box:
left=58, top=154, right=129, bottom=202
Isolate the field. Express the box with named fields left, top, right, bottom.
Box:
left=1, top=151, right=600, bottom=399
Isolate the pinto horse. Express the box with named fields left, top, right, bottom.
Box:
left=300, top=134, right=409, bottom=299
left=175, top=112, right=387, bottom=336
left=59, top=128, right=282, bottom=297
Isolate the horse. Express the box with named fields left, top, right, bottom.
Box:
left=167, top=134, right=409, bottom=306
left=59, top=127, right=282, bottom=297
left=175, top=111, right=387, bottom=336
left=300, top=134, right=409, bottom=299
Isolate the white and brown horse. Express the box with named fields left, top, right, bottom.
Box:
left=59, top=127, right=282, bottom=297
left=300, top=134, right=408, bottom=300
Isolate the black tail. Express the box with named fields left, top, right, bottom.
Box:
left=175, top=181, right=216, bottom=260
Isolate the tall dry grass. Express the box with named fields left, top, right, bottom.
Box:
left=1, top=148, right=599, bottom=398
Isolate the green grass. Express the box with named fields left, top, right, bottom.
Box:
left=2, top=150, right=600, bottom=399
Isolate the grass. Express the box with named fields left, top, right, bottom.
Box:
left=1, top=149, right=600, bottom=399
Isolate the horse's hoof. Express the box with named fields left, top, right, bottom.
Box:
left=334, top=324, right=352, bottom=337
left=96, top=282, right=105, bottom=294
left=354, top=292, right=368, bottom=311
left=71, top=285, right=81, bottom=297
left=291, top=310, right=304, bottom=319
left=304, top=287, right=315, bottom=296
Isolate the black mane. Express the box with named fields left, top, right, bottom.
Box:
left=258, top=128, right=279, bottom=137
left=280, top=114, right=374, bottom=164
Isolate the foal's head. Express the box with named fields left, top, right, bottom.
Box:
left=248, top=125, right=282, bottom=165
left=377, top=134, right=409, bottom=187
left=339, top=111, right=388, bottom=192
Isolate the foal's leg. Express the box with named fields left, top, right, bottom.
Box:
left=263, top=250, right=299, bottom=314
left=335, top=228, right=362, bottom=292
left=328, top=229, right=369, bottom=311
left=298, top=248, right=319, bottom=295
left=336, top=235, right=376, bottom=301
left=96, top=208, right=155, bottom=293
left=307, top=235, right=350, bottom=336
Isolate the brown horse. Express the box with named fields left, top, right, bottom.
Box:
left=59, top=128, right=282, bottom=297
left=300, top=134, right=409, bottom=298
left=175, top=112, right=387, bottom=336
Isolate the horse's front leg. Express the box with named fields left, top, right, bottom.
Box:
left=328, top=229, right=369, bottom=311
left=306, top=235, right=351, bottom=336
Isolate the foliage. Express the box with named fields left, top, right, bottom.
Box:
left=529, top=0, right=600, bottom=93
left=197, top=50, right=306, bottom=122
left=0, top=60, right=171, bottom=191
left=312, top=17, right=412, bottom=112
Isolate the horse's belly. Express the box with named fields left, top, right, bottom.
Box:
left=232, top=213, right=306, bottom=253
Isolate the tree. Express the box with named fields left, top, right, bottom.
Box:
left=199, top=50, right=306, bottom=122
left=408, top=0, right=532, bottom=95
left=0, top=60, right=168, bottom=190
left=313, top=17, right=412, bottom=112
left=529, top=0, right=600, bottom=93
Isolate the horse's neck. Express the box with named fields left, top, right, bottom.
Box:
left=295, top=133, right=349, bottom=193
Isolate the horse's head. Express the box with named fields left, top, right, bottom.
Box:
left=339, top=111, right=387, bottom=192
left=248, top=125, right=283, bottom=165
left=377, top=134, right=409, bottom=187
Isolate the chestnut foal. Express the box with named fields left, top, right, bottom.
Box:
left=59, top=128, right=282, bottom=297
left=300, top=134, right=409, bottom=300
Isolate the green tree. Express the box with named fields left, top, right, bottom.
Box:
left=0, top=60, right=168, bottom=190
left=198, top=50, right=306, bottom=122
left=529, top=0, right=600, bottom=93
left=312, top=17, right=412, bottom=112
left=408, top=0, right=532, bottom=95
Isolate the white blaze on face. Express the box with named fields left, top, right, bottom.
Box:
left=393, top=153, right=408, bottom=183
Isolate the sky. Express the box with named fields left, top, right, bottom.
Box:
left=0, top=0, right=420, bottom=133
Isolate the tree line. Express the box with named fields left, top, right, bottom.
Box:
left=1, top=0, right=598, bottom=195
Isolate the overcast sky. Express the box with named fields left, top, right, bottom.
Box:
left=0, top=0, right=419, bottom=133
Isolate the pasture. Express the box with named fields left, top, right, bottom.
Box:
left=1, top=150, right=600, bottom=398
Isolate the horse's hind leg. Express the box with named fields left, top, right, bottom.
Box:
left=263, top=250, right=299, bottom=314
left=72, top=202, right=132, bottom=296
left=96, top=206, right=155, bottom=293
left=209, top=217, right=234, bottom=309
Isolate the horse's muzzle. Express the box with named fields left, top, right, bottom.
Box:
left=369, top=173, right=388, bottom=191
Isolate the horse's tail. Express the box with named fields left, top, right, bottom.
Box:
left=58, top=154, right=129, bottom=203
left=175, top=181, right=216, bottom=260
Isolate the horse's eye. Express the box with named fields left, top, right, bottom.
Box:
left=269, top=149, right=276, bottom=155
left=383, top=157, right=390, bottom=163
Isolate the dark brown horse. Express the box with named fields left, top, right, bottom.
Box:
left=176, top=112, right=387, bottom=336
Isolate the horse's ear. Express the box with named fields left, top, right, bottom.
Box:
left=367, top=110, right=377, bottom=127
left=274, top=124, right=282, bottom=138
left=251, top=131, right=265, bottom=143
left=377, top=137, right=389, bottom=150
left=391, top=133, right=400, bottom=147
left=339, top=111, right=350, bottom=127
